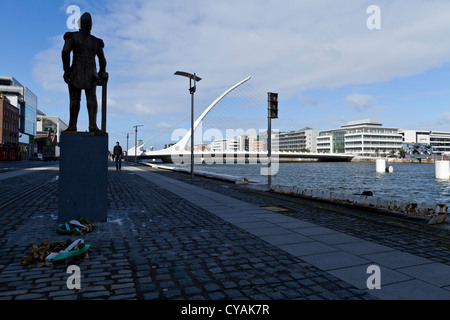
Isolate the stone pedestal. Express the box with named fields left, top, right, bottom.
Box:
left=58, top=132, right=108, bottom=222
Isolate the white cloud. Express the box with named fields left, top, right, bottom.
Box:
left=345, top=93, right=374, bottom=112
left=298, top=95, right=320, bottom=107
left=32, top=36, right=66, bottom=93
left=436, top=112, right=450, bottom=127
left=33, top=0, right=450, bottom=122
left=411, top=111, right=450, bottom=132
left=155, top=122, right=172, bottom=129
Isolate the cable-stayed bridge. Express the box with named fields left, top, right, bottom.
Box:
left=127, top=76, right=354, bottom=163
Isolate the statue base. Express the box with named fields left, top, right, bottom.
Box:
left=58, top=131, right=108, bottom=222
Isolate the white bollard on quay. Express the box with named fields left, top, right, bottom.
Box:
left=376, top=159, right=386, bottom=173
left=435, top=160, right=450, bottom=179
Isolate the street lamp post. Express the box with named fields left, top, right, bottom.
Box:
left=174, top=71, right=202, bottom=179
left=126, top=132, right=132, bottom=163
left=133, top=125, right=143, bottom=165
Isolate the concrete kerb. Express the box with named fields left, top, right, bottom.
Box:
left=140, top=162, right=249, bottom=185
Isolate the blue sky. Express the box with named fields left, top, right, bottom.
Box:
left=2, top=0, right=450, bottom=151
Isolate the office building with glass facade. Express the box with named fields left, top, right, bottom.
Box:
left=210, top=139, right=238, bottom=152
left=0, top=76, right=38, bottom=159
left=277, top=128, right=319, bottom=152
left=317, top=130, right=346, bottom=154
left=317, top=119, right=403, bottom=156
left=399, top=129, right=450, bottom=156
left=36, top=110, right=68, bottom=144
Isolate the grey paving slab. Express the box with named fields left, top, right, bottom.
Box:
left=253, top=214, right=300, bottom=224
left=246, top=226, right=293, bottom=237
left=309, top=233, right=363, bottom=245
left=292, top=226, right=340, bottom=236
left=237, top=209, right=275, bottom=215
left=209, top=195, right=244, bottom=204
left=225, top=201, right=259, bottom=209
left=233, top=221, right=276, bottom=230
left=334, top=241, right=396, bottom=255
left=222, top=216, right=264, bottom=224
left=260, top=233, right=313, bottom=246
left=279, top=242, right=338, bottom=257
left=205, top=208, right=239, bottom=215
left=362, top=251, right=433, bottom=269
left=129, top=169, right=281, bottom=220
left=182, top=195, right=210, bottom=201
left=329, top=265, right=412, bottom=290
left=299, top=251, right=370, bottom=271
left=209, top=212, right=246, bottom=218
left=397, top=263, right=450, bottom=287
left=199, top=204, right=233, bottom=210
left=209, top=213, right=239, bottom=220
left=367, top=279, right=450, bottom=300
left=0, top=165, right=58, bottom=181
left=276, top=221, right=318, bottom=230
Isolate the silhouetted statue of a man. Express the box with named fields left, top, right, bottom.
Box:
left=62, top=12, right=107, bottom=132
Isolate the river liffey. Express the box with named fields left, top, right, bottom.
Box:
left=160, top=161, right=450, bottom=205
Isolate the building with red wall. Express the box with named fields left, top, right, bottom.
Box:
left=0, top=93, right=20, bottom=160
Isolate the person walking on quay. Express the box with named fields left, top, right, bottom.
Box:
left=113, top=142, right=123, bottom=171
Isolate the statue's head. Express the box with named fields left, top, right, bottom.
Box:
left=78, top=12, right=92, bottom=33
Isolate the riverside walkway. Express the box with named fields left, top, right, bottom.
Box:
left=0, top=161, right=449, bottom=302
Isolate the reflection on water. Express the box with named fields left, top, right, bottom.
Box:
left=165, top=162, right=450, bottom=205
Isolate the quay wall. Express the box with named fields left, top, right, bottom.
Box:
left=352, top=157, right=436, bottom=164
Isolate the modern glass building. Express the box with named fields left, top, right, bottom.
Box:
left=430, top=132, right=450, bottom=155
left=317, top=119, right=403, bottom=156
left=276, top=128, right=319, bottom=152
left=343, top=120, right=403, bottom=155
left=36, top=110, right=68, bottom=144
left=317, top=130, right=345, bottom=154
left=400, top=129, right=450, bottom=156
left=236, top=134, right=267, bottom=152
left=210, top=139, right=238, bottom=152
left=0, top=76, right=38, bottom=159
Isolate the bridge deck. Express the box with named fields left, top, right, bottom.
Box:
left=134, top=151, right=354, bottom=163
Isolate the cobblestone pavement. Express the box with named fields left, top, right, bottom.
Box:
left=0, top=162, right=449, bottom=302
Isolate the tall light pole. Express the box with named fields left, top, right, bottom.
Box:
left=174, top=71, right=202, bottom=179
left=134, top=125, right=143, bottom=165
left=126, top=132, right=132, bottom=163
